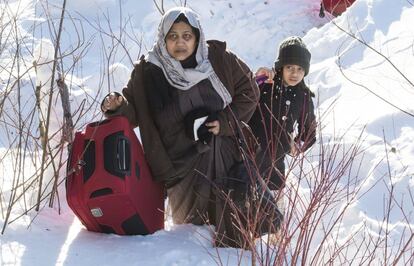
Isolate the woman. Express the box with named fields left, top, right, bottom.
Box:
left=101, top=7, right=259, bottom=248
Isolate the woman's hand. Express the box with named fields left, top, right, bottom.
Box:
left=101, top=92, right=123, bottom=113
left=206, top=120, right=220, bottom=135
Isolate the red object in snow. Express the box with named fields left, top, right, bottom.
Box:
left=320, top=0, right=356, bottom=17
left=66, top=116, right=164, bottom=235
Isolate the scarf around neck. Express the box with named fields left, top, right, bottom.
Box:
left=146, top=7, right=232, bottom=108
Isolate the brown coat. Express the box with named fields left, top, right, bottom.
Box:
left=112, top=40, right=259, bottom=184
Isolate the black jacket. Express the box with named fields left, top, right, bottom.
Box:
left=249, top=80, right=316, bottom=173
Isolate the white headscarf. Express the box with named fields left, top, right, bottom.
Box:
left=146, top=7, right=232, bottom=108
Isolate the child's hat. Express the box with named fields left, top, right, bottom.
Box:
left=274, top=36, right=311, bottom=76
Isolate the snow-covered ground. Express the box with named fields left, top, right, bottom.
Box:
left=1, top=0, right=414, bottom=265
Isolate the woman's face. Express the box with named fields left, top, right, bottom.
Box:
left=282, top=64, right=305, bottom=86
left=165, top=21, right=197, bottom=61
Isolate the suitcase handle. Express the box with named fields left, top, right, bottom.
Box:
left=104, top=131, right=131, bottom=178
left=117, top=137, right=129, bottom=172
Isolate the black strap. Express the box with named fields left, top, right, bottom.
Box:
left=319, top=2, right=325, bottom=18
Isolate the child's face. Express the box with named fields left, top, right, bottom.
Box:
left=282, top=64, right=305, bottom=87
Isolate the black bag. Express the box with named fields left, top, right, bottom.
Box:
left=184, top=108, right=218, bottom=144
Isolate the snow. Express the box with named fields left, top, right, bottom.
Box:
left=1, top=0, right=414, bottom=265
left=1, top=208, right=245, bottom=266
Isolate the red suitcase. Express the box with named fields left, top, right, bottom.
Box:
left=66, top=116, right=164, bottom=235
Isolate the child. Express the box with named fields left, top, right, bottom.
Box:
left=249, top=36, right=317, bottom=191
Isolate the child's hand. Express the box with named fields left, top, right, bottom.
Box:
left=289, top=142, right=300, bottom=157
left=255, top=67, right=274, bottom=84
left=288, top=132, right=301, bottom=157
